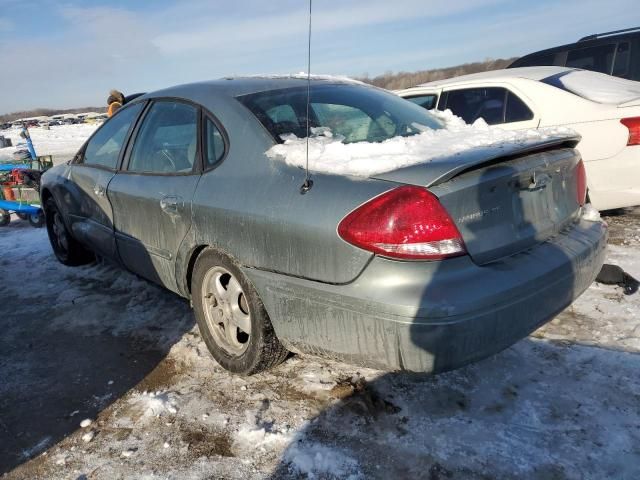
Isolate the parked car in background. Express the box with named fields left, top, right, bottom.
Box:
left=509, top=27, right=640, bottom=81
left=396, top=66, right=640, bottom=211
left=41, top=77, right=606, bottom=375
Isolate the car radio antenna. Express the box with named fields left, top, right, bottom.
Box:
left=300, top=0, right=313, bottom=194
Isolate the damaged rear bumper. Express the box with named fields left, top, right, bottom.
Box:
left=243, top=219, right=607, bottom=372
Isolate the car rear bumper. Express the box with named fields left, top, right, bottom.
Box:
left=243, top=218, right=607, bottom=372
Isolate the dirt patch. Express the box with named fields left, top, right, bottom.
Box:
left=338, top=377, right=401, bottom=418
left=135, top=358, right=181, bottom=392
left=180, top=425, right=234, bottom=458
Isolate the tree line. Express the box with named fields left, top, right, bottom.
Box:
left=358, top=57, right=517, bottom=90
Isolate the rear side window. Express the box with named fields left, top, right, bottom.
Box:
left=82, top=103, right=143, bottom=169
left=566, top=43, right=616, bottom=74
left=505, top=92, right=534, bottom=123
left=205, top=118, right=225, bottom=168
left=442, top=87, right=532, bottom=125
left=404, top=94, right=438, bottom=110
left=612, top=42, right=631, bottom=77
left=128, top=102, right=198, bottom=174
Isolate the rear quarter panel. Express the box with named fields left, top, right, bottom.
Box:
left=187, top=96, right=392, bottom=284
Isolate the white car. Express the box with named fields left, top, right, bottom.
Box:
left=396, top=66, right=640, bottom=211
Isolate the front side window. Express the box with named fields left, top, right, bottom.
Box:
left=404, top=94, right=438, bottom=110
left=566, top=44, right=616, bottom=74
left=82, top=103, right=143, bottom=169
left=128, top=102, right=198, bottom=174
left=237, top=84, right=443, bottom=144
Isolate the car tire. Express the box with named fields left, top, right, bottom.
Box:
left=44, top=198, right=94, bottom=266
left=0, top=209, right=9, bottom=226
left=192, top=248, right=289, bottom=375
left=28, top=210, right=44, bottom=228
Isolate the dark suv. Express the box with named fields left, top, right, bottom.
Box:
left=509, top=27, right=640, bottom=81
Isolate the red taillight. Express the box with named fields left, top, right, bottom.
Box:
left=576, top=159, right=587, bottom=206
left=337, top=186, right=466, bottom=260
left=621, top=117, right=640, bottom=146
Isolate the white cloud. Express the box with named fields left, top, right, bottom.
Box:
left=152, top=0, right=501, bottom=54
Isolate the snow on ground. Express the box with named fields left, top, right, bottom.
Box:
left=266, top=109, right=575, bottom=177
left=0, top=123, right=98, bottom=164
left=1, top=208, right=639, bottom=479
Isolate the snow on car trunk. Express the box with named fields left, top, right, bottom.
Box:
left=545, top=69, right=640, bottom=105
left=265, top=109, right=575, bottom=177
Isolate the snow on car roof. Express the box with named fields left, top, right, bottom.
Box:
left=413, top=66, right=575, bottom=88
left=412, top=66, right=640, bottom=105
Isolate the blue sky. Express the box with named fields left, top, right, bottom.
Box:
left=0, top=0, right=637, bottom=113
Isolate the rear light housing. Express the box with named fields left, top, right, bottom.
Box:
left=620, top=117, right=640, bottom=146
left=575, top=159, right=587, bottom=206
left=337, top=185, right=466, bottom=260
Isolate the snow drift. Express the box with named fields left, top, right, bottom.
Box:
left=266, top=109, right=575, bottom=177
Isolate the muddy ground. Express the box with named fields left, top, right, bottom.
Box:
left=1, top=208, right=639, bottom=479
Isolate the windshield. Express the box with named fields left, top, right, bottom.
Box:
left=237, top=84, right=444, bottom=144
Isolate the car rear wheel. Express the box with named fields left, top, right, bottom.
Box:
left=192, top=248, right=288, bottom=375
left=44, top=198, right=94, bottom=266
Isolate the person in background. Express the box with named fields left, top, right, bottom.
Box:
left=107, top=90, right=125, bottom=117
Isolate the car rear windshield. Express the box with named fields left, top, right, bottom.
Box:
left=237, top=83, right=443, bottom=144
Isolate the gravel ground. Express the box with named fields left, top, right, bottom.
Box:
left=1, top=208, right=639, bottom=480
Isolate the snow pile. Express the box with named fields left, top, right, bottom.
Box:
left=582, top=204, right=602, bottom=222
left=240, top=73, right=365, bottom=85
left=266, top=109, right=575, bottom=177
left=283, top=441, right=363, bottom=480
left=233, top=411, right=292, bottom=452
left=556, top=70, right=640, bottom=105
left=0, top=123, right=98, bottom=163
left=129, top=390, right=178, bottom=418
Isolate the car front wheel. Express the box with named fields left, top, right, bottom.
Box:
left=192, top=248, right=288, bottom=375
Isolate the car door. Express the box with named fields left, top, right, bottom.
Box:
left=438, top=86, right=538, bottom=130
left=107, top=100, right=201, bottom=293
left=65, top=102, right=144, bottom=260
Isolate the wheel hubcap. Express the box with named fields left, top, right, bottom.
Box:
left=202, top=266, right=251, bottom=355
left=51, top=212, right=69, bottom=252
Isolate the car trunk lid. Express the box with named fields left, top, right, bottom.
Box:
left=372, top=139, right=583, bottom=265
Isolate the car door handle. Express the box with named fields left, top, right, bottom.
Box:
left=93, top=183, right=106, bottom=196
left=160, top=195, right=181, bottom=215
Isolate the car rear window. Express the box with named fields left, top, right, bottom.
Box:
left=237, top=84, right=443, bottom=144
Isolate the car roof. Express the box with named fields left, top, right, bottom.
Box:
left=411, top=66, right=577, bottom=89
left=141, top=75, right=367, bottom=101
